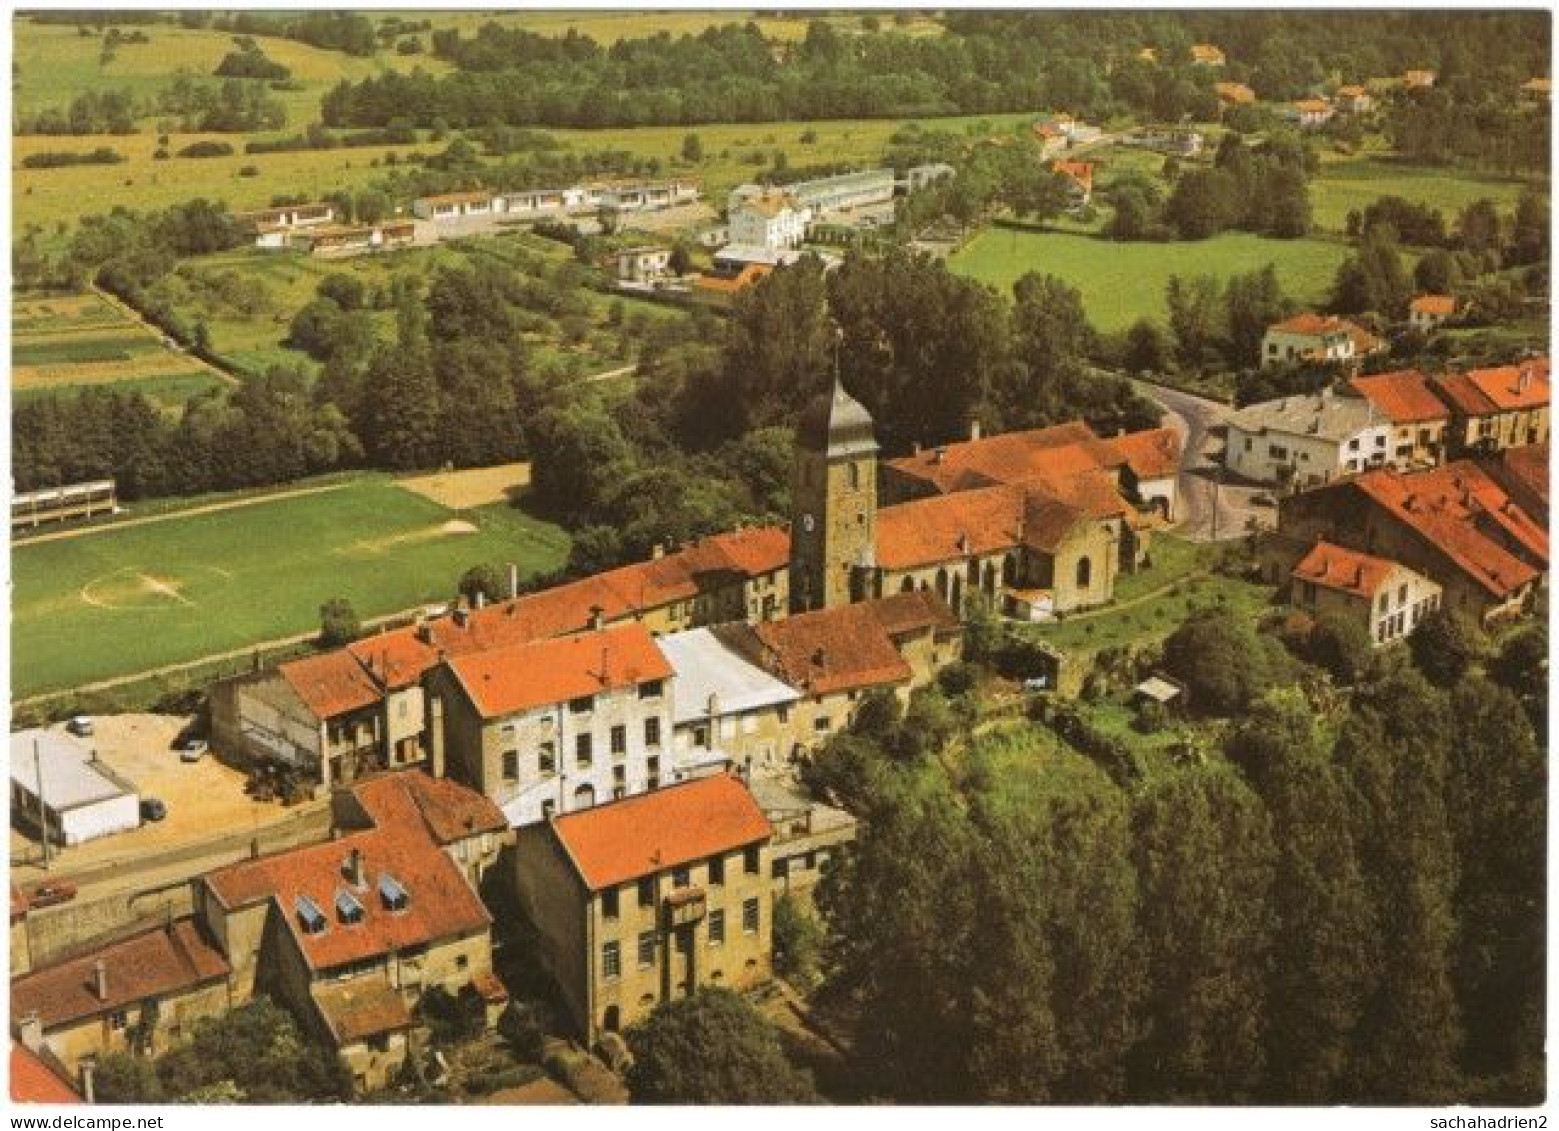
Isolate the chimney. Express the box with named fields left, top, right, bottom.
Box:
left=589, top=605, right=605, bottom=631
left=812, top=647, right=827, bottom=667
left=344, top=847, right=365, bottom=888
left=652, top=543, right=666, bottom=560
left=912, top=441, right=921, bottom=455
left=707, top=692, right=721, bottom=719
left=250, top=836, right=260, bottom=860
left=969, top=418, right=982, bottom=442
left=957, top=532, right=970, bottom=555
left=1518, top=365, right=1532, bottom=393
left=474, top=590, right=486, bottom=610
left=932, top=446, right=946, bottom=465
left=452, top=608, right=469, bottom=628
left=17, top=1012, right=42, bottom=1053
left=79, top=1058, right=96, bottom=1105
left=508, top=563, right=520, bottom=600
left=93, top=958, right=108, bottom=1001
left=416, top=622, right=433, bottom=644
left=430, top=696, right=446, bottom=779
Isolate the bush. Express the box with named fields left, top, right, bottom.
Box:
left=773, top=894, right=824, bottom=991
left=21, top=147, right=125, bottom=168
left=319, top=596, right=361, bottom=646
left=1039, top=701, right=1140, bottom=787
left=177, top=140, right=235, bottom=158
left=497, top=999, right=550, bottom=1063
left=238, top=164, right=259, bottom=177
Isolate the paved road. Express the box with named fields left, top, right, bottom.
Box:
left=1131, top=378, right=1272, bottom=543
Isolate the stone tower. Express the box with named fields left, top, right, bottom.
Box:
left=789, top=378, right=878, bottom=613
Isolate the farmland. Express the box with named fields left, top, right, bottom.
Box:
left=12, top=290, right=230, bottom=411
left=949, top=228, right=1355, bottom=333
left=1309, top=154, right=1540, bottom=234
left=11, top=473, right=569, bottom=698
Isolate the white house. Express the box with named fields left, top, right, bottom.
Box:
left=1262, top=312, right=1381, bottom=368
left=788, top=168, right=896, bottom=216
left=1409, top=295, right=1457, bottom=331
left=413, top=191, right=495, bottom=222
left=615, top=245, right=674, bottom=283
left=10, top=730, right=140, bottom=846
left=728, top=191, right=811, bottom=250
left=1225, top=388, right=1390, bottom=487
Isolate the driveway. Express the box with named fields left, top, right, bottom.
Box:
left=1131, top=378, right=1274, bottom=542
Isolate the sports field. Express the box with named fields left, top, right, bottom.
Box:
left=11, top=475, right=570, bottom=697
left=949, top=228, right=1356, bottom=332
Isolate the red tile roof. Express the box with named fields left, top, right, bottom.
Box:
left=885, top=420, right=1113, bottom=495
left=694, top=264, right=773, bottom=295
left=1293, top=540, right=1401, bottom=598
left=1268, top=312, right=1355, bottom=338
left=355, top=770, right=507, bottom=845
left=203, top=773, right=492, bottom=973
left=311, top=981, right=415, bottom=1046
left=1431, top=371, right=1498, bottom=416
left=279, top=649, right=382, bottom=721
left=1465, top=359, right=1549, bottom=412
left=1410, top=294, right=1457, bottom=316
left=865, top=589, right=961, bottom=639
left=1102, top=426, right=1182, bottom=480
left=1337, top=84, right=1367, bottom=98
left=1352, top=463, right=1546, bottom=598
left=1349, top=370, right=1450, bottom=424
left=549, top=774, right=772, bottom=891
left=1052, top=160, right=1094, bottom=193
left=1216, top=82, right=1256, bottom=103
left=878, top=484, right=1026, bottom=570
left=747, top=601, right=915, bottom=696
left=10, top=1045, right=80, bottom=1104
left=11, top=921, right=230, bottom=1032
left=1495, top=443, right=1549, bottom=510
left=444, top=622, right=672, bottom=719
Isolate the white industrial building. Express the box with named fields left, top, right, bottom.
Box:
left=9, top=730, right=140, bottom=846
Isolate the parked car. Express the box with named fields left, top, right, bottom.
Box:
left=140, top=798, right=168, bottom=822
left=175, top=736, right=208, bottom=763
left=66, top=716, right=94, bottom=737
left=28, top=882, right=78, bottom=909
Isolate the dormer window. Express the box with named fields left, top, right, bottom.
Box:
left=296, top=895, right=328, bottom=935
left=379, top=873, right=409, bottom=913
left=336, top=888, right=366, bottom=926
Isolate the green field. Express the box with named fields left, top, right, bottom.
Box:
left=1310, top=155, right=1540, bottom=235
left=12, top=371, right=228, bottom=412
left=12, top=331, right=164, bottom=366
left=11, top=475, right=570, bottom=697
left=949, top=228, right=1355, bottom=332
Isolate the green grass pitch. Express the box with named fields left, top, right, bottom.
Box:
left=11, top=475, right=571, bottom=697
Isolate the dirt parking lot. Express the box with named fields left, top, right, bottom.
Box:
left=398, top=462, right=532, bottom=510
left=10, top=714, right=305, bottom=878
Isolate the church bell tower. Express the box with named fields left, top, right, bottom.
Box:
left=789, top=377, right=879, bottom=613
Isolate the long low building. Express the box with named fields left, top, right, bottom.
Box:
left=9, top=730, right=139, bottom=846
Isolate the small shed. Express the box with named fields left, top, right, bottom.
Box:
left=9, top=730, right=140, bottom=846
left=1133, top=674, right=1187, bottom=711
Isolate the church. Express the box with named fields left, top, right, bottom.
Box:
left=787, top=378, right=1179, bottom=621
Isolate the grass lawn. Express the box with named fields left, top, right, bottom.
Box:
left=12, top=330, right=165, bottom=366
left=1309, top=154, right=1541, bottom=235
left=11, top=474, right=570, bottom=697
left=13, top=371, right=228, bottom=413
left=949, top=228, right=1354, bottom=333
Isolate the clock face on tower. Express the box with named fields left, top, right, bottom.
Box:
left=801, top=513, right=816, bottom=533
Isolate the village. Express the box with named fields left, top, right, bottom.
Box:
left=8, top=9, right=1550, bottom=1112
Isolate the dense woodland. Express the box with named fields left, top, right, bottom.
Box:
left=802, top=607, right=1546, bottom=1105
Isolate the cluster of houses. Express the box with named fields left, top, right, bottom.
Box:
left=1031, top=112, right=1104, bottom=159
left=11, top=388, right=1183, bottom=1099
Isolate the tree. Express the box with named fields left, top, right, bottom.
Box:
left=1444, top=678, right=1544, bottom=1099
left=1163, top=168, right=1240, bottom=239
left=1332, top=225, right=1411, bottom=319
left=1508, top=187, right=1549, bottom=266
left=1128, top=767, right=1276, bottom=1102
left=1165, top=274, right=1223, bottom=367
left=625, top=988, right=818, bottom=1103
left=317, top=272, right=366, bottom=311
left=1226, top=690, right=1378, bottom=1101
left=319, top=596, right=360, bottom=646
left=498, top=999, right=550, bottom=1063
left=1305, top=609, right=1373, bottom=685
left=1456, top=198, right=1503, bottom=263
left=1414, top=248, right=1459, bottom=295
left=1161, top=608, right=1271, bottom=715
left=1225, top=265, right=1288, bottom=368
left=680, top=132, right=703, bottom=162
left=1488, top=622, right=1546, bottom=737
left=1408, top=608, right=1485, bottom=687
left=358, top=301, right=444, bottom=470
left=1336, top=667, right=1462, bottom=1102
left=156, top=1000, right=351, bottom=1102
left=458, top=563, right=502, bottom=606
left=773, top=893, right=824, bottom=990
left=1123, top=318, right=1171, bottom=374
left=94, top=1052, right=165, bottom=1102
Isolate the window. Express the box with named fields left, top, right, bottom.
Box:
left=773, top=856, right=789, bottom=879
left=602, top=887, right=619, bottom=919
left=611, top=725, right=627, bottom=757
left=456, top=955, right=469, bottom=972
left=569, top=695, right=594, bottom=715
left=1398, top=583, right=1408, bottom=606
left=709, top=908, right=726, bottom=946
left=672, top=866, right=691, bottom=888
left=744, top=846, right=760, bottom=875
left=638, top=877, right=655, bottom=907
left=539, top=743, right=556, bottom=774
left=639, top=680, right=663, bottom=700
left=1348, top=438, right=1360, bottom=451
left=814, top=716, right=831, bottom=733
left=575, top=733, right=593, bottom=768
left=647, top=755, right=661, bottom=790
left=742, top=897, right=759, bottom=934
left=109, top=1010, right=128, bottom=1031
left=1075, top=556, right=1092, bottom=589
left=644, top=717, right=661, bottom=747
left=693, top=723, right=710, bottom=749
left=602, top=940, right=621, bottom=980
left=1378, top=592, right=1390, bottom=614
left=638, top=931, right=656, bottom=968
left=777, top=705, right=790, bottom=724
left=502, top=750, right=519, bottom=782
left=613, top=764, right=626, bottom=786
